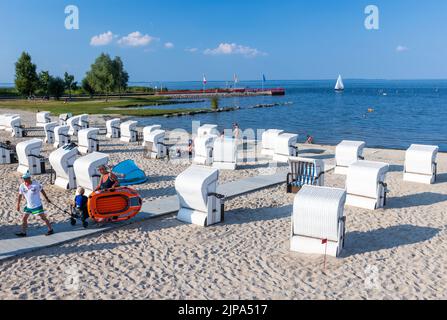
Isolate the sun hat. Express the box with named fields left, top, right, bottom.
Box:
left=22, top=171, right=31, bottom=180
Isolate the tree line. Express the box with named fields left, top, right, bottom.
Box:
left=14, top=52, right=129, bottom=101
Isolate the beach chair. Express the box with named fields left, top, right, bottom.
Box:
left=176, top=165, right=225, bottom=227
left=43, top=122, right=58, bottom=144
left=261, top=129, right=284, bottom=156
left=54, top=125, right=70, bottom=148
left=334, top=140, right=366, bottom=175
left=36, top=111, right=51, bottom=127
left=6, top=116, right=23, bottom=138
left=403, top=144, right=439, bottom=184
left=120, top=121, right=139, bottom=143
left=73, top=152, right=109, bottom=196
left=16, top=139, right=45, bottom=175
left=0, top=142, right=17, bottom=164
left=272, top=133, right=298, bottom=163
left=59, top=113, right=72, bottom=126
left=78, top=128, right=100, bottom=154
left=106, top=118, right=121, bottom=139
left=143, top=129, right=167, bottom=159
left=193, top=135, right=216, bottom=165
left=345, top=160, right=389, bottom=210
left=291, top=185, right=346, bottom=257
left=142, top=125, right=162, bottom=147
left=78, top=114, right=89, bottom=129
left=67, top=115, right=81, bottom=136
left=0, top=114, right=19, bottom=131
left=212, top=137, right=238, bottom=170
left=287, top=157, right=325, bottom=193
left=197, top=124, right=219, bottom=138
left=49, top=144, right=78, bottom=190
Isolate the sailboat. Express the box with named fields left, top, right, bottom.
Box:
left=335, top=75, right=344, bottom=91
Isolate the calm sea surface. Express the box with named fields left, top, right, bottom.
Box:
left=133, top=80, right=447, bottom=151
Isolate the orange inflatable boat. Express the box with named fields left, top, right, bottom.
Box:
left=88, top=187, right=142, bottom=223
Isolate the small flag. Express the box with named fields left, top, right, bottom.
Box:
left=321, top=239, right=328, bottom=244
left=203, top=74, right=207, bottom=85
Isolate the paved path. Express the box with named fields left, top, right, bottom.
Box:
left=0, top=171, right=286, bottom=262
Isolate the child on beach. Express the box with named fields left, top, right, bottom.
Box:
left=71, top=187, right=89, bottom=228
left=15, top=172, right=54, bottom=237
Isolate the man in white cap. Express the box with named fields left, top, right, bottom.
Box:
left=15, top=171, right=54, bottom=237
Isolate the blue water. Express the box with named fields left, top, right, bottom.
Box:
left=133, top=80, right=447, bottom=151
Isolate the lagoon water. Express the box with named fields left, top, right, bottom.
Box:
left=135, top=80, right=447, bottom=151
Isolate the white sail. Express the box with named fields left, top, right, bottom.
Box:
left=335, top=75, right=344, bottom=91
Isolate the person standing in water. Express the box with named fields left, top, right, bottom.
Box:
left=95, top=165, right=119, bottom=191
left=16, top=172, right=54, bottom=237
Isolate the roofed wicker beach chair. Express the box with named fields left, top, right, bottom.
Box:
left=106, top=118, right=121, bottom=139
left=120, top=121, right=139, bottom=143
left=261, top=129, right=284, bottom=156
left=73, top=152, right=109, bottom=196
left=272, top=133, right=298, bottom=163
left=43, top=122, right=58, bottom=144
left=403, top=144, right=439, bottom=184
left=345, top=160, right=389, bottom=210
left=176, top=165, right=225, bottom=227
left=287, top=157, right=325, bottom=193
left=291, top=185, right=347, bottom=257
left=36, top=111, right=51, bottom=127
left=334, top=140, right=366, bottom=175
left=16, top=139, right=45, bottom=175
left=212, top=137, right=238, bottom=170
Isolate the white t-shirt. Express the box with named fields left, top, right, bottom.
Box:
left=19, top=181, right=43, bottom=209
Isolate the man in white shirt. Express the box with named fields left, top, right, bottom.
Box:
left=16, top=172, right=54, bottom=237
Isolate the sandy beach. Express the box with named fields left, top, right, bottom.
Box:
left=0, top=109, right=446, bottom=300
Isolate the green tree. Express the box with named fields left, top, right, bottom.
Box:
left=38, top=70, right=51, bottom=98
left=86, top=53, right=115, bottom=101
left=48, top=77, right=65, bottom=100
left=112, top=56, right=129, bottom=98
left=210, top=96, right=219, bottom=110
left=14, top=52, right=38, bottom=97
left=64, top=72, right=75, bottom=100
left=81, top=77, right=95, bottom=98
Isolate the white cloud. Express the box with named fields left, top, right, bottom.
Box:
left=204, top=43, right=267, bottom=58
left=185, top=47, right=198, bottom=53
left=90, top=31, right=115, bottom=46
left=396, top=45, right=409, bottom=52
left=118, top=31, right=157, bottom=47
left=164, top=42, right=174, bottom=49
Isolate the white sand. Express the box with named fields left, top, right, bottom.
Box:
left=0, top=109, right=446, bottom=300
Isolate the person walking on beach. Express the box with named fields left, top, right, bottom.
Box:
left=15, top=172, right=54, bottom=237
left=188, top=139, right=194, bottom=160
left=95, top=165, right=119, bottom=192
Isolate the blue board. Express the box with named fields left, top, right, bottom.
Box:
left=112, top=160, right=148, bottom=186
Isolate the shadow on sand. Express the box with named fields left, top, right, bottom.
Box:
left=342, top=224, right=440, bottom=257
left=387, top=192, right=447, bottom=209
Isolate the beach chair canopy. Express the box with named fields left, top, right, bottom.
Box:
left=112, top=160, right=148, bottom=186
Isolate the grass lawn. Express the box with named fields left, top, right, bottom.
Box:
left=0, top=96, right=205, bottom=117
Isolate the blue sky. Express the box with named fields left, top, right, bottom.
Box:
left=0, top=0, right=447, bottom=83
